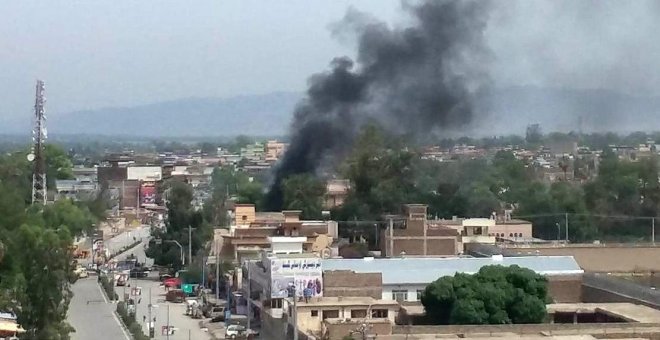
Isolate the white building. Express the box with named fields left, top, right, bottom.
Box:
left=321, top=256, right=583, bottom=303
left=126, top=166, right=162, bottom=182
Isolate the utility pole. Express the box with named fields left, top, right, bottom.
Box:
left=188, top=224, right=192, bottom=266
left=388, top=218, right=394, bottom=257
left=215, top=242, right=220, bottom=300
left=652, top=217, right=656, bottom=245
left=292, top=282, right=298, bottom=340
left=247, top=263, right=251, bottom=331
left=166, top=304, right=170, bottom=340
left=147, top=287, right=155, bottom=339
left=565, top=213, right=569, bottom=242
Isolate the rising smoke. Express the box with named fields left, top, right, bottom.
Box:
left=264, top=0, right=492, bottom=210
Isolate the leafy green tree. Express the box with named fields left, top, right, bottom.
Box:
left=146, top=181, right=211, bottom=270
left=282, top=174, right=326, bottom=219
left=421, top=265, right=548, bottom=325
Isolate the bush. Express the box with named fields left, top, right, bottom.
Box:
left=99, top=275, right=116, bottom=301
left=116, top=301, right=150, bottom=340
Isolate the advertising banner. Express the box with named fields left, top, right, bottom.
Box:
left=269, top=257, right=322, bottom=298
left=140, top=183, right=157, bottom=206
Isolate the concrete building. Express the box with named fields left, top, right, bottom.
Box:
left=54, top=179, right=98, bottom=201
left=240, top=142, right=265, bottom=162
left=126, top=166, right=162, bottom=182
left=324, top=179, right=350, bottom=209
left=321, top=256, right=584, bottom=304
left=284, top=297, right=400, bottom=339
left=265, top=140, right=287, bottom=163
left=380, top=205, right=536, bottom=257
left=380, top=204, right=461, bottom=257
left=217, top=204, right=337, bottom=263
left=431, top=217, right=534, bottom=240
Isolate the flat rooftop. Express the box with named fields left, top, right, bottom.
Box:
left=288, top=296, right=398, bottom=308
left=321, top=256, right=583, bottom=285
left=548, top=303, right=660, bottom=323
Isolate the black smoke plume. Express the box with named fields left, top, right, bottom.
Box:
left=264, top=0, right=492, bottom=210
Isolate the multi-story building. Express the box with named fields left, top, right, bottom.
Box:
left=265, top=140, right=287, bottom=163
left=380, top=205, right=536, bottom=257
left=240, top=142, right=265, bottom=163
left=324, top=179, right=350, bottom=209
left=216, top=204, right=337, bottom=263
left=380, top=204, right=461, bottom=257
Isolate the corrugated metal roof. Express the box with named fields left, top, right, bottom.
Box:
left=321, top=256, right=583, bottom=285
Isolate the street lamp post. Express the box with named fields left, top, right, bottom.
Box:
left=288, top=281, right=298, bottom=340
left=164, top=240, right=185, bottom=266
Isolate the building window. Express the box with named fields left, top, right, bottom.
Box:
left=322, top=310, right=339, bottom=319
left=311, top=310, right=318, bottom=317
left=372, top=309, right=388, bottom=318
left=509, top=233, right=513, bottom=237
left=392, top=289, right=408, bottom=302
left=350, top=309, right=367, bottom=318
left=270, top=298, right=282, bottom=309
left=416, top=289, right=424, bottom=301
left=242, top=215, right=248, bottom=221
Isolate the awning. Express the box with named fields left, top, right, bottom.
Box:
left=0, top=319, right=25, bottom=333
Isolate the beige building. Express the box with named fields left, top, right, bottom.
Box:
left=217, top=204, right=337, bottom=263
left=265, top=140, right=287, bottom=163
left=324, top=179, right=350, bottom=209
left=284, top=296, right=400, bottom=337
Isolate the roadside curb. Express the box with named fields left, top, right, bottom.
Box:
left=108, top=240, right=144, bottom=261
left=114, top=310, right=135, bottom=340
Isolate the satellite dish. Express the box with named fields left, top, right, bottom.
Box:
left=27, top=153, right=35, bottom=162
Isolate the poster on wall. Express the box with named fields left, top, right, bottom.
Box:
left=140, top=183, right=157, bottom=206
left=269, top=257, right=323, bottom=298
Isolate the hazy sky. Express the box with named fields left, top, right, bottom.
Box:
left=2, top=0, right=660, bottom=122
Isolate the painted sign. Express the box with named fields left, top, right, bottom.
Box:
left=269, top=257, right=323, bottom=298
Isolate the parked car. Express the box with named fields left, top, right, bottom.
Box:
left=165, top=289, right=185, bottom=303
left=129, top=268, right=148, bottom=278
left=74, top=266, right=88, bottom=278
left=163, top=277, right=182, bottom=288
left=209, top=306, right=226, bottom=323
left=224, top=324, right=246, bottom=339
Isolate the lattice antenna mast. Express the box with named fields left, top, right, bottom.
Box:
left=30, top=80, right=47, bottom=205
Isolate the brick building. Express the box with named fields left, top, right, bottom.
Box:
left=380, top=204, right=460, bottom=257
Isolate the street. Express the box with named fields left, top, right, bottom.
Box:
left=105, top=225, right=151, bottom=255
left=113, top=234, right=212, bottom=340
left=69, top=276, right=130, bottom=340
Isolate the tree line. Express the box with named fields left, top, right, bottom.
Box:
left=0, top=146, right=103, bottom=339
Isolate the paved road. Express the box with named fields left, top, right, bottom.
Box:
left=105, top=226, right=151, bottom=255
left=68, top=227, right=150, bottom=340
left=112, top=235, right=212, bottom=340
left=69, top=277, right=130, bottom=340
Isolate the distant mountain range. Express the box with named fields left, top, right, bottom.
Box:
left=3, top=92, right=301, bottom=138
left=2, top=87, right=660, bottom=138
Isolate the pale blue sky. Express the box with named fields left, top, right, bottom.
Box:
left=2, top=0, right=660, bottom=122
left=1, top=1, right=402, bottom=119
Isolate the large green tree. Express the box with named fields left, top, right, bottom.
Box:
left=147, top=180, right=211, bottom=270
left=421, top=265, right=549, bottom=325
left=282, top=174, right=326, bottom=219
left=0, top=143, right=103, bottom=339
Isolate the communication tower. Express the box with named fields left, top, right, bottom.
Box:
left=29, top=80, right=47, bottom=205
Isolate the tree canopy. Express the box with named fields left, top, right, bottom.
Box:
left=0, top=144, right=100, bottom=339
left=421, top=265, right=549, bottom=325
left=147, top=180, right=212, bottom=270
